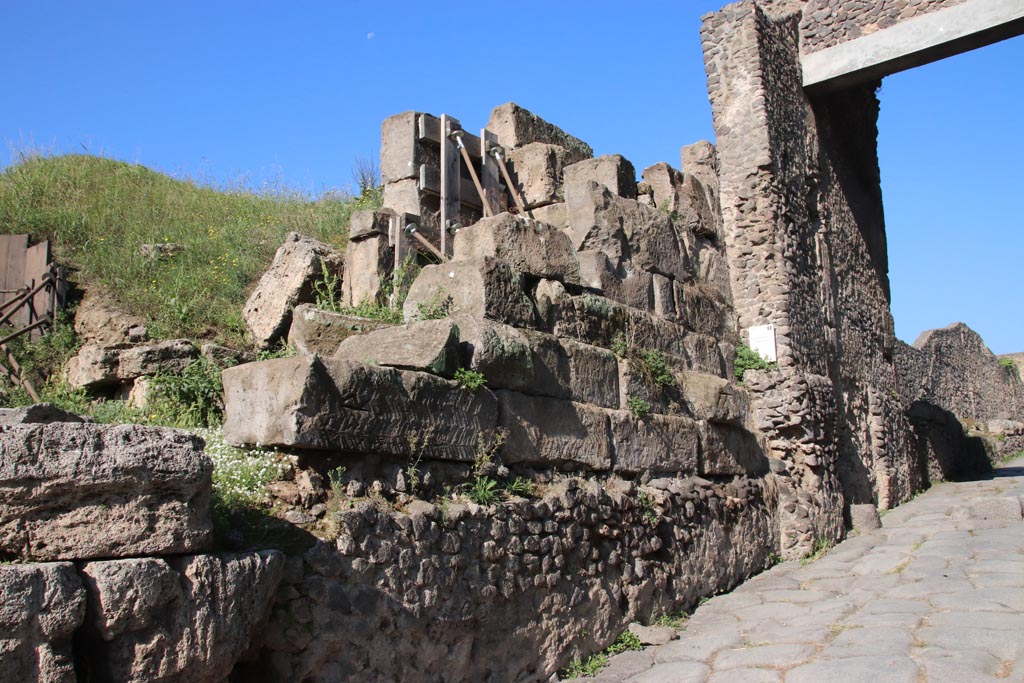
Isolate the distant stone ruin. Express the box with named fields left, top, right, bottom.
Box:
left=5, top=1, right=1023, bottom=681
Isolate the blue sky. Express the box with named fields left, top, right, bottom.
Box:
left=1, top=2, right=1021, bottom=353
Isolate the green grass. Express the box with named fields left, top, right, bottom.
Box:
left=734, top=343, right=777, bottom=381
left=0, top=154, right=379, bottom=345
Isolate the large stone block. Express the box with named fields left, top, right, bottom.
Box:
left=288, top=304, right=396, bottom=356
left=564, top=155, right=638, bottom=200
left=675, top=173, right=720, bottom=239
left=575, top=250, right=655, bottom=311
left=487, top=102, right=592, bottom=163
left=403, top=257, right=536, bottom=328
left=506, top=142, right=572, bottom=207
left=0, top=423, right=213, bottom=561
left=381, top=111, right=440, bottom=184
left=551, top=294, right=689, bottom=360
left=335, top=318, right=460, bottom=377
left=456, top=316, right=619, bottom=408
left=453, top=212, right=581, bottom=285
left=222, top=356, right=499, bottom=461
left=382, top=178, right=422, bottom=218
left=343, top=233, right=393, bottom=307
left=78, top=551, right=283, bottom=683
left=678, top=371, right=749, bottom=425
left=0, top=562, right=84, bottom=683
left=65, top=339, right=198, bottom=389
left=698, top=422, right=769, bottom=477
left=243, top=232, right=345, bottom=350
left=641, top=162, right=686, bottom=214
left=675, top=281, right=732, bottom=337
left=566, top=181, right=689, bottom=281
left=497, top=391, right=612, bottom=470
left=681, top=140, right=720, bottom=195
left=609, top=412, right=700, bottom=475
left=349, top=209, right=390, bottom=240
left=529, top=202, right=567, bottom=229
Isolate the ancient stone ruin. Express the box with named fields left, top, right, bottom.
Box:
left=5, top=0, right=1023, bottom=681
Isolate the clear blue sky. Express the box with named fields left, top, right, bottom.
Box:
left=1, top=2, right=1021, bottom=353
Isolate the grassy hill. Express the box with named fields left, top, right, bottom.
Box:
left=0, top=154, right=376, bottom=344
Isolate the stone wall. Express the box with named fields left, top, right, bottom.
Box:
left=0, top=412, right=283, bottom=683
left=240, top=475, right=778, bottom=682
left=896, top=323, right=1024, bottom=475
left=701, top=0, right=924, bottom=547
left=799, top=0, right=968, bottom=53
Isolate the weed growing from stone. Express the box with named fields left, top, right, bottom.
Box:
left=999, top=357, right=1016, bottom=370
left=651, top=611, right=688, bottom=629
left=455, top=367, right=487, bottom=391
left=466, top=476, right=499, bottom=506
left=635, top=349, right=675, bottom=387
left=148, top=357, right=227, bottom=428
left=638, top=491, right=659, bottom=526
left=628, top=396, right=652, bottom=420
left=414, top=288, right=453, bottom=321
left=312, top=260, right=344, bottom=313
left=327, top=466, right=347, bottom=494
left=607, top=630, right=643, bottom=655
left=801, top=537, right=834, bottom=565
left=505, top=476, right=535, bottom=498
left=199, top=427, right=286, bottom=509
left=255, top=339, right=296, bottom=362
left=560, top=653, right=608, bottom=679
left=734, top=343, right=777, bottom=381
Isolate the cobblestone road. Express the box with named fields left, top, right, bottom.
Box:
left=580, top=457, right=1024, bottom=683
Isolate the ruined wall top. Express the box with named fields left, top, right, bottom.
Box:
left=791, top=0, right=969, bottom=53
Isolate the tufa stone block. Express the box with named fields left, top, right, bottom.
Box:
left=564, top=154, right=638, bottom=200
left=288, top=304, right=396, bottom=356
left=243, top=232, right=345, bottom=350
left=506, top=142, right=573, bottom=208
left=65, top=339, right=198, bottom=389
left=453, top=212, right=581, bottom=285
left=610, top=412, right=700, bottom=475
left=222, top=356, right=499, bottom=462
left=0, top=423, right=214, bottom=561
left=487, top=102, right=592, bottom=163
left=343, top=234, right=393, bottom=307
left=497, top=391, right=612, bottom=470
left=334, top=318, right=461, bottom=377
left=403, top=257, right=536, bottom=328
left=349, top=209, right=391, bottom=240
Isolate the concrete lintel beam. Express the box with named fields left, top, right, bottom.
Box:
left=802, top=0, right=1024, bottom=92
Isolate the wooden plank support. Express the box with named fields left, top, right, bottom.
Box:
left=418, top=114, right=482, bottom=158
left=0, top=236, right=11, bottom=313
left=0, top=319, right=48, bottom=347
left=0, top=276, right=52, bottom=331
left=2, top=235, right=28, bottom=328
left=0, top=344, right=39, bottom=402
left=481, top=128, right=501, bottom=217
left=491, top=147, right=528, bottom=215
left=451, top=131, right=492, bottom=217
left=25, top=241, right=52, bottom=340
left=418, top=166, right=483, bottom=210
left=439, top=114, right=460, bottom=257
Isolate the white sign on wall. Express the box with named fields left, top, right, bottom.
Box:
left=747, top=324, right=778, bottom=363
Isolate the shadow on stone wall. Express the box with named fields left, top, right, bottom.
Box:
left=907, top=400, right=993, bottom=482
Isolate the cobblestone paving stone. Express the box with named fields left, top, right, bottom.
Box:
left=577, top=457, right=1024, bottom=682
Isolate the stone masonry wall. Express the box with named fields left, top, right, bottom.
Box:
left=799, top=0, right=968, bottom=53
left=701, top=0, right=923, bottom=546
left=240, top=476, right=779, bottom=682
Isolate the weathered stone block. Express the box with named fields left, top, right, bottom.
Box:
left=222, top=356, right=498, bottom=461
left=675, top=281, right=731, bottom=337
left=529, top=201, right=567, bottom=229
left=382, top=177, right=422, bottom=218
left=506, top=142, right=572, bottom=207
left=653, top=273, right=676, bottom=319
left=343, top=234, right=393, bottom=307
left=288, top=304, right=395, bottom=356
left=678, top=371, right=749, bottom=425
left=698, top=422, right=768, bottom=477
left=243, top=232, right=345, bottom=350
left=454, top=316, right=618, bottom=408
left=681, top=140, right=719, bottom=192
left=349, top=209, right=390, bottom=240
left=641, top=162, right=686, bottom=213
left=551, top=294, right=689, bottom=360
left=487, top=102, right=592, bottom=163
left=609, top=412, right=700, bottom=475
left=65, top=339, right=198, bottom=389
left=78, top=551, right=283, bottom=683
left=403, top=257, right=536, bottom=327
left=335, top=318, right=460, bottom=377
left=566, top=181, right=688, bottom=280
left=0, top=562, right=84, bottom=683
left=381, top=111, right=440, bottom=184
left=497, top=391, right=611, bottom=470
left=564, top=155, right=638, bottom=200
left=453, top=212, right=581, bottom=284
left=0, top=423, right=213, bottom=561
